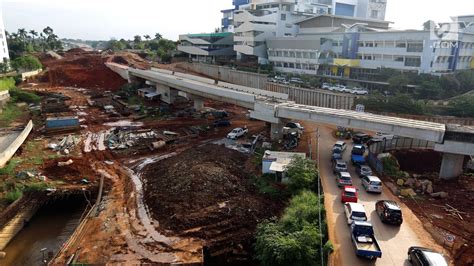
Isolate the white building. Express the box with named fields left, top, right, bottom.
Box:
left=233, top=0, right=387, bottom=64
left=267, top=15, right=474, bottom=76
left=0, top=10, right=9, bottom=63
left=262, top=150, right=306, bottom=182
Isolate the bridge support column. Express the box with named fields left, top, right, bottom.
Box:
left=271, top=122, right=284, bottom=141
left=439, top=153, right=465, bottom=180
left=156, top=84, right=178, bottom=105
left=193, top=97, right=205, bottom=111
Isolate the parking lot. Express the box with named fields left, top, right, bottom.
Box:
left=309, top=124, right=448, bottom=265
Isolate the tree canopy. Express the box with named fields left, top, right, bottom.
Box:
left=285, top=156, right=318, bottom=194
left=6, top=26, right=62, bottom=59
left=255, top=191, right=325, bottom=266
left=11, top=55, right=43, bottom=72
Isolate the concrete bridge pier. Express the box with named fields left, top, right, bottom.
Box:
left=192, top=96, right=205, bottom=111
left=439, top=153, right=465, bottom=180
left=270, top=122, right=289, bottom=141
left=156, top=84, right=179, bottom=105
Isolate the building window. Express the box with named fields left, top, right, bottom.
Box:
left=407, top=42, right=424, bottom=53
left=405, top=57, right=421, bottom=67
left=283, top=62, right=288, bottom=68
left=281, top=14, right=286, bottom=21
left=289, top=63, right=294, bottom=68
left=371, top=10, right=379, bottom=18
left=394, top=56, right=404, bottom=62
left=296, top=52, right=302, bottom=58
left=310, top=52, right=317, bottom=59
left=296, top=63, right=301, bottom=69
left=289, top=51, right=295, bottom=57
left=396, top=41, right=406, bottom=48
left=283, top=51, right=289, bottom=57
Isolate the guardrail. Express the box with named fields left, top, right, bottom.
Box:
left=0, top=120, right=34, bottom=168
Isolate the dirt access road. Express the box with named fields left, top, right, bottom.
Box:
left=305, top=124, right=448, bottom=266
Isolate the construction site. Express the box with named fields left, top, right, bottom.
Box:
left=0, top=48, right=472, bottom=266
left=0, top=49, right=288, bottom=265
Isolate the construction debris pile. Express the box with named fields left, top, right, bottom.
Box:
left=143, top=144, right=283, bottom=263
left=48, top=135, right=81, bottom=155
left=107, top=129, right=157, bottom=150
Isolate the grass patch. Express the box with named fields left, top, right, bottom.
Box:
left=0, top=158, right=22, bottom=176
left=4, top=189, right=22, bottom=204
left=0, top=102, right=24, bottom=127
left=0, top=77, right=15, bottom=91
left=24, top=182, right=49, bottom=192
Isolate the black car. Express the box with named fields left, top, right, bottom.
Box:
left=352, top=133, right=372, bottom=144
left=212, top=120, right=231, bottom=127
left=408, top=247, right=448, bottom=266
left=376, top=200, right=403, bottom=225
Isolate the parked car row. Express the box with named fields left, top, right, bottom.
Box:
left=331, top=141, right=447, bottom=265
left=268, top=76, right=307, bottom=86
left=322, top=83, right=369, bottom=95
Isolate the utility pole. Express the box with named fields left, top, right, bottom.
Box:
left=316, top=127, right=324, bottom=266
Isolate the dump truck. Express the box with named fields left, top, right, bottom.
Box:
left=350, top=221, right=382, bottom=260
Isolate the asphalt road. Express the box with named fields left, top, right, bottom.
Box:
left=313, top=125, right=443, bottom=266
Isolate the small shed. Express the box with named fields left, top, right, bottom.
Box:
left=262, top=151, right=306, bottom=182
left=138, top=88, right=156, bottom=98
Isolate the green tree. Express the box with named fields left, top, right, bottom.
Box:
left=11, top=55, right=42, bottom=72
left=447, top=95, right=474, bottom=117
left=143, top=34, right=151, bottom=41
left=154, top=33, right=163, bottom=40
left=285, top=156, right=318, bottom=194
left=255, top=191, right=324, bottom=266
left=388, top=74, right=409, bottom=93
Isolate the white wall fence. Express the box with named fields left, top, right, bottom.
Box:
left=176, top=63, right=268, bottom=90
left=266, top=83, right=355, bottom=110
left=175, top=62, right=355, bottom=110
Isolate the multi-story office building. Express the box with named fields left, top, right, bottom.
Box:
left=0, top=10, right=9, bottom=63
left=177, top=32, right=235, bottom=63
left=267, top=15, right=474, bottom=76
left=232, top=0, right=387, bottom=64
left=221, top=0, right=251, bottom=32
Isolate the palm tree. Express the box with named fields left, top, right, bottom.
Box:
left=18, top=28, right=28, bottom=40
left=144, top=35, right=151, bottom=41
left=43, top=26, right=53, bottom=36
left=154, top=33, right=162, bottom=40
left=29, top=30, right=38, bottom=40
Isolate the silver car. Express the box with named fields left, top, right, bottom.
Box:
left=362, top=176, right=383, bottom=193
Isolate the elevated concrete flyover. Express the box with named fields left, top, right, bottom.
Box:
left=107, top=65, right=474, bottom=178
left=275, top=103, right=446, bottom=143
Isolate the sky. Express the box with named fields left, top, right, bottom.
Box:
left=1, top=0, right=474, bottom=41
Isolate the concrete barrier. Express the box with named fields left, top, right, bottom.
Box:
left=265, top=83, right=355, bottom=110
left=0, top=120, right=34, bottom=168
left=20, top=69, right=42, bottom=81
left=374, top=112, right=474, bottom=126
left=0, top=91, right=10, bottom=110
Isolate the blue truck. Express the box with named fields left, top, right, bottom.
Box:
left=350, top=221, right=382, bottom=260
left=351, top=144, right=366, bottom=165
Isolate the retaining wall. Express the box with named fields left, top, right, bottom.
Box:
left=0, top=120, right=34, bottom=168
left=0, top=91, right=10, bottom=110
left=21, top=69, right=42, bottom=81
left=265, top=83, right=355, bottom=110
left=375, top=113, right=474, bottom=126
left=176, top=63, right=268, bottom=90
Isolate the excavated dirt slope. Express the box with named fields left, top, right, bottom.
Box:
left=143, top=144, right=283, bottom=264
left=38, top=50, right=150, bottom=91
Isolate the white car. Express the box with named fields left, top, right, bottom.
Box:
left=340, top=86, right=353, bottom=93
left=344, top=203, right=368, bottom=225
left=322, top=83, right=332, bottom=90
left=227, top=128, right=248, bottom=140
left=334, top=85, right=346, bottom=92
left=374, top=132, right=395, bottom=141
left=333, top=141, right=347, bottom=152
left=351, top=87, right=369, bottom=95
left=362, top=176, right=383, bottom=194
